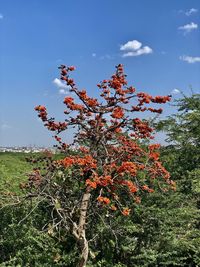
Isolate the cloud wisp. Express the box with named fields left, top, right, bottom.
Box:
left=120, top=40, right=153, bottom=57
left=0, top=13, right=3, bottom=19
left=171, top=88, right=180, bottom=95
left=178, top=22, right=198, bottom=34
left=53, top=78, right=70, bottom=95
left=179, top=8, right=198, bottom=16
left=185, top=8, right=198, bottom=16
left=180, top=55, right=200, bottom=64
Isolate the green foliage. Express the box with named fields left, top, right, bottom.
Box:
left=157, top=94, right=200, bottom=179
left=155, top=93, right=200, bottom=266
left=0, top=201, right=80, bottom=266
left=88, top=191, right=199, bottom=267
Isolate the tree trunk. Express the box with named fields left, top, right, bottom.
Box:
left=73, top=187, right=91, bottom=267
left=77, top=237, right=89, bottom=267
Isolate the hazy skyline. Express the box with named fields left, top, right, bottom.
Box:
left=0, top=0, right=200, bottom=146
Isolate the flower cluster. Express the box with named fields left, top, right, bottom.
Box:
left=111, top=106, right=125, bottom=119
left=151, top=95, right=171, bottom=104
left=131, top=92, right=171, bottom=114
left=119, top=180, right=138, bottom=193
left=35, top=105, right=47, bottom=121
left=132, top=118, right=154, bottom=139
left=97, top=196, right=111, bottom=205
left=58, top=155, right=97, bottom=172
left=63, top=96, right=84, bottom=111
left=117, top=162, right=137, bottom=177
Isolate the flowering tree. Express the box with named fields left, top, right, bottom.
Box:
left=32, top=64, right=175, bottom=267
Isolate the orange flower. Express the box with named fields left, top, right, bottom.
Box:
left=128, top=86, right=136, bottom=93
left=110, top=205, right=117, bottom=211
left=123, top=180, right=138, bottom=193
left=63, top=97, right=74, bottom=105
left=141, top=185, right=149, bottom=191
left=129, top=185, right=138, bottom=193
left=61, top=157, right=75, bottom=167
left=72, top=104, right=84, bottom=111
left=114, top=127, right=122, bottom=133
left=148, top=188, right=154, bottom=193
left=98, top=175, right=113, bottom=186
left=86, top=98, right=99, bottom=107
left=35, top=105, right=46, bottom=112
left=97, top=196, right=111, bottom=205
left=111, top=107, right=124, bottom=119
left=118, top=162, right=137, bottom=176
left=61, top=69, right=68, bottom=75
left=86, top=179, right=97, bottom=189
left=151, top=95, right=171, bottom=104
left=76, top=155, right=97, bottom=169
left=148, top=107, right=163, bottom=114
left=79, top=90, right=88, bottom=100
left=149, top=152, right=160, bottom=161
left=68, top=66, right=75, bottom=71
left=141, top=185, right=154, bottom=193
left=67, top=79, right=74, bottom=86
left=122, top=208, right=131, bottom=216
left=148, top=144, right=160, bottom=151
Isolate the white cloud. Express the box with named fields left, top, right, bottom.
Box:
left=185, top=8, right=198, bottom=16
left=53, top=78, right=69, bottom=89
left=53, top=78, right=70, bottom=94
left=120, top=40, right=142, bottom=51
left=178, top=22, right=198, bottom=33
left=122, top=46, right=152, bottom=57
left=180, top=55, right=200, bottom=64
left=92, top=53, right=96, bottom=57
left=171, top=88, right=180, bottom=95
left=0, top=14, right=3, bottom=19
left=120, top=40, right=153, bottom=57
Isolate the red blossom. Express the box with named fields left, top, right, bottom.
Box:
left=86, top=179, right=97, bottom=189
left=151, top=95, right=171, bottom=104
left=122, top=208, right=131, bottom=216
left=111, top=106, right=124, bottom=119
left=97, top=196, right=111, bottom=205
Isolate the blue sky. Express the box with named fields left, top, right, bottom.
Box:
left=0, top=0, right=200, bottom=146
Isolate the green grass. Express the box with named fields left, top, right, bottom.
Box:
left=0, top=152, right=33, bottom=193
left=0, top=152, right=66, bottom=194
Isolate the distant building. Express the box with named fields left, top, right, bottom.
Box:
left=0, top=146, right=56, bottom=153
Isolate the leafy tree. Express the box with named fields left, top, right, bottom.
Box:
left=154, top=93, right=200, bottom=266
left=157, top=93, right=200, bottom=188
left=23, top=64, right=173, bottom=267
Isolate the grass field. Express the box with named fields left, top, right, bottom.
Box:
left=0, top=152, right=65, bottom=193
left=0, top=152, right=33, bottom=193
